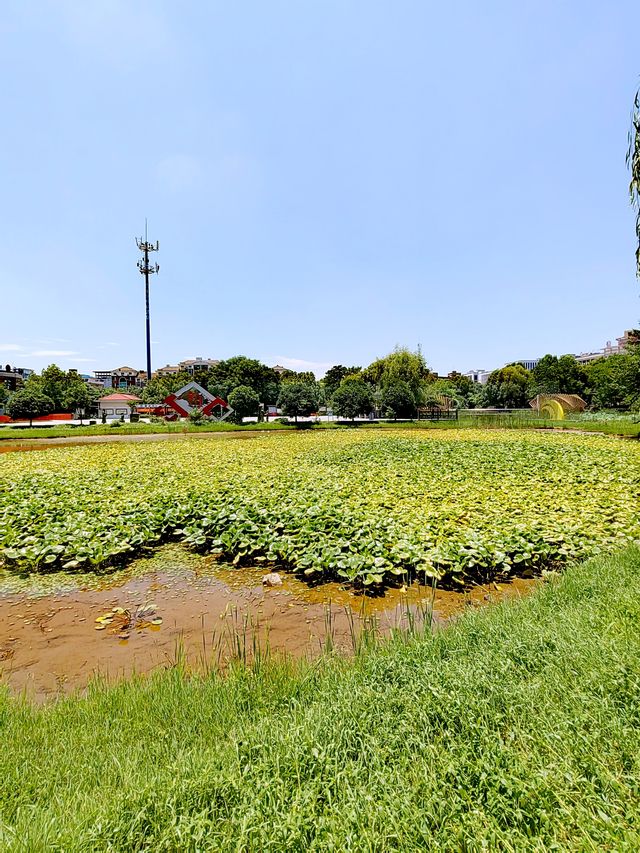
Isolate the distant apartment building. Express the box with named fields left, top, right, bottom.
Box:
left=499, top=330, right=640, bottom=372
left=81, top=374, right=107, bottom=390
left=574, top=330, right=640, bottom=364
left=574, top=350, right=603, bottom=365
left=178, top=357, right=220, bottom=374
left=93, top=366, right=145, bottom=388
left=464, top=369, right=492, bottom=385
left=272, top=364, right=288, bottom=375
left=0, top=364, right=33, bottom=390
left=154, top=358, right=219, bottom=378
left=155, top=364, right=181, bottom=378
left=516, top=359, right=540, bottom=371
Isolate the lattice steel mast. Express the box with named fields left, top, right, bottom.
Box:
left=136, top=220, right=159, bottom=381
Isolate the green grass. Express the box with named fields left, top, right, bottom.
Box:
left=457, top=414, right=640, bottom=436
left=3, top=414, right=639, bottom=442
left=544, top=418, right=640, bottom=436
left=2, top=547, right=640, bottom=850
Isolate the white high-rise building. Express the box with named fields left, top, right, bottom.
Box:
left=464, top=369, right=492, bottom=385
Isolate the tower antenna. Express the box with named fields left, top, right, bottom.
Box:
left=136, top=223, right=159, bottom=381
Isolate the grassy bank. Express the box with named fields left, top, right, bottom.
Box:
left=363, top=416, right=640, bottom=436
left=542, top=418, right=640, bottom=436
left=1, top=547, right=640, bottom=849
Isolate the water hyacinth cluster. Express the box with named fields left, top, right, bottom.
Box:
left=1, top=430, right=639, bottom=586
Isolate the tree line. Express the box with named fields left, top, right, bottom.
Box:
left=0, top=366, right=102, bottom=425
left=142, top=341, right=640, bottom=419
left=475, top=343, right=640, bottom=410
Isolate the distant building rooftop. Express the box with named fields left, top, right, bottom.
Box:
left=178, top=357, right=220, bottom=370
left=99, top=393, right=141, bottom=403
left=464, top=369, right=491, bottom=385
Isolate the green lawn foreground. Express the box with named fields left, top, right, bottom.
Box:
left=1, top=549, right=640, bottom=850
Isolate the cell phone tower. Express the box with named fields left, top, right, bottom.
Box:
left=136, top=220, right=159, bottom=382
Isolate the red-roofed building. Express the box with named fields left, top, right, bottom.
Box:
left=97, top=393, right=141, bottom=419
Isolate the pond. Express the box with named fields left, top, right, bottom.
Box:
left=0, top=544, right=535, bottom=700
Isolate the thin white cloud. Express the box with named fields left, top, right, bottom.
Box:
left=0, top=344, right=24, bottom=352
left=29, top=350, right=78, bottom=357
left=67, top=357, right=96, bottom=363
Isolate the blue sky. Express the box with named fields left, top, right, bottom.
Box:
left=1, top=1, right=639, bottom=378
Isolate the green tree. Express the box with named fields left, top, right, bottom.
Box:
left=26, top=365, right=91, bottom=411
left=483, top=365, right=531, bottom=408
left=263, top=381, right=281, bottom=406
left=6, top=388, right=55, bottom=426
left=381, top=380, right=415, bottom=419
left=529, top=355, right=588, bottom=397
left=446, top=372, right=475, bottom=407
left=277, top=369, right=298, bottom=384
left=209, top=357, right=280, bottom=401
left=363, top=347, right=432, bottom=403
left=141, top=374, right=190, bottom=403
left=585, top=353, right=640, bottom=410
left=188, top=408, right=205, bottom=425
left=557, top=355, right=588, bottom=396
left=279, top=370, right=317, bottom=387
left=296, top=371, right=317, bottom=385
left=424, top=378, right=469, bottom=409
left=0, top=384, right=8, bottom=410
left=468, top=382, right=489, bottom=408
left=228, top=385, right=260, bottom=423
left=332, top=378, right=373, bottom=420
left=62, top=382, right=93, bottom=424
left=277, top=382, right=319, bottom=422
left=529, top=355, right=560, bottom=394
left=323, top=365, right=362, bottom=400
left=39, top=365, right=73, bottom=410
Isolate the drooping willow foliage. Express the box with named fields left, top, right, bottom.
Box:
left=628, top=88, right=640, bottom=276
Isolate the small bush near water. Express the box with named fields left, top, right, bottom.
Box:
left=1, top=547, right=640, bottom=849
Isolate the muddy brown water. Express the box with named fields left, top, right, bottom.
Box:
left=0, top=430, right=278, bottom=454
left=0, top=547, right=536, bottom=701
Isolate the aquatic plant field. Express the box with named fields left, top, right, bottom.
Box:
left=2, top=429, right=639, bottom=585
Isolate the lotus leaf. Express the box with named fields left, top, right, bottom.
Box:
left=1, top=430, right=639, bottom=586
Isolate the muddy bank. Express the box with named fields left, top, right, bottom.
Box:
left=0, top=547, right=536, bottom=701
